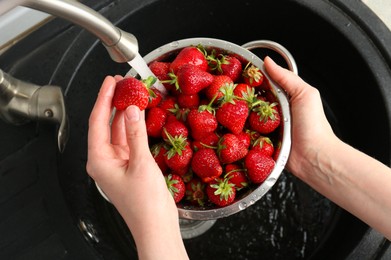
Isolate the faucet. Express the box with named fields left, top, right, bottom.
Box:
left=0, top=0, right=140, bottom=152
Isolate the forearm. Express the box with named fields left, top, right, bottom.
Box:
left=130, top=217, right=188, bottom=260
left=118, top=203, right=189, bottom=260
left=296, top=137, right=391, bottom=241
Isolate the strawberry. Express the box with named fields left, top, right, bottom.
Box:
left=242, top=63, right=264, bottom=87
left=165, top=173, right=185, bottom=203
left=192, top=132, right=219, bottom=151
left=166, top=104, right=189, bottom=123
left=185, top=178, right=207, bottom=206
left=173, top=64, right=214, bottom=95
left=235, top=131, right=251, bottom=149
left=224, top=164, right=249, bottom=190
left=113, top=76, right=156, bottom=111
left=164, top=134, right=193, bottom=171
left=191, top=148, right=223, bottom=183
left=244, top=150, right=275, bottom=184
left=215, top=84, right=249, bottom=134
left=177, top=93, right=200, bottom=109
left=187, top=101, right=218, bottom=140
left=147, top=88, right=163, bottom=109
left=162, top=120, right=188, bottom=141
left=207, top=52, right=242, bottom=82
left=149, top=61, right=173, bottom=91
left=249, top=100, right=281, bottom=134
left=150, top=143, right=169, bottom=173
left=273, top=141, right=282, bottom=161
left=170, top=46, right=208, bottom=73
left=252, top=136, right=274, bottom=157
left=159, top=96, right=177, bottom=113
left=233, top=83, right=250, bottom=98
left=146, top=107, right=167, bottom=138
left=217, top=133, right=248, bottom=164
left=205, top=75, right=234, bottom=103
left=206, top=178, right=236, bottom=207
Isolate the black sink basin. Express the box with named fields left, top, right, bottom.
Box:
left=1, top=0, right=390, bottom=259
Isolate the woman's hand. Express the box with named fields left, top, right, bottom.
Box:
left=86, top=76, right=188, bottom=259
left=264, top=57, right=338, bottom=177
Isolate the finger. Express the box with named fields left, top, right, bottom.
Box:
left=88, top=76, right=116, bottom=149
left=264, top=56, right=311, bottom=98
left=110, top=110, right=128, bottom=145
left=124, top=105, right=151, bottom=165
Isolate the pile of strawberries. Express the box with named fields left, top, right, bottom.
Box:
left=112, top=44, right=283, bottom=208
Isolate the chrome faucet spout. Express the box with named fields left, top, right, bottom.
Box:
left=0, top=0, right=140, bottom=151
left=0, top=70, right=69, bottom=152
left=21, top=0, right=139, bottom=63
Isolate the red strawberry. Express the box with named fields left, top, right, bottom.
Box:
left=252, top=136, right=274, bottom=157
left=215, top=85, right=249, bottom=134
left=235, top=131, right=251, bottom=149
left=191, top=148, right=223, bottom=183
left=159, top=96, right=177, bottom=113
left=150, top=143, right=169, bottom=173
left=149, top=61, right=173, bottom=91
left=233, top=83, right=250, bottom=98
left=242, top=63, right=264, bottom=87
left=219, top=55, right=243, bottom=82
left=273, top=141, right=282, bottom=161
left=205, top=75, right=233, bottom=102
left=165, top=173, right=185, bottom=203
left=146, top=107, right=167, bottom=138
left=217, top=133, right=248, bottom=164
left=162, top=120, right=188, bottom=140
left=224, top=164, right=249, bottom=190
left=164, top=135, right=193, bottom=171
left=187, top=102, right=218, bottom=140
left=177, top=93, right=200, bottom=109
left=174, top=64, right=214, bottom=95
left=206, top=178, right=236, bottom=207
left=185, top=178, right=207, bottom=206
left=207, top=53, right=242, bottom=82
left=170, top=46, right=208, bottom=73
left=192, top=132, right=219, bottom=151
left=249, top=101, right=281, bottom=134
left=147, top=88, right=163, bottom=109
left=113, top=76, right=156, bottom=111
left=172, top=165, right=190, bottom=177
left=244, top=150, right=275, bottom=184
left=166, top=104, right=189, bottom=123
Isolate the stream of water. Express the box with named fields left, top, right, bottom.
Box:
left=127, top=53, right=166, bottom=95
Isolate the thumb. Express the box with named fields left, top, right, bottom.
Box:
left=124, top=105, right=150, bottom=162
left=264, top=56, right=309, bottom=98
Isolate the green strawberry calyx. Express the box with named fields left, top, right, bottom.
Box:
left=164, top=129, right=188, bottom=159
left=165, top=174, right=180, bottom=196
left=253, top=136, right=273, bottom=148
left=210, top=178, right=235, bottom=202
left=242, top=63, right=263, bottom=84
left=218, top=83, right=237, bottom=105
left=186, top=181, right=206, bottom=206
left=142, top=76, right=157, bottom=98
left=252, top=100, right=278, bottom=122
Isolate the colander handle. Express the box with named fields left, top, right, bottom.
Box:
left=242, top=40, right=298, bottom=75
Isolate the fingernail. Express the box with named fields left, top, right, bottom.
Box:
left=125, top=106, right=140, bottom=122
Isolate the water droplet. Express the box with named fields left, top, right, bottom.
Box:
left=239, top=202, right=247, bottom=210
left=250, top=200, right=255, bottom=205
left=170, top=41, right=179, bottom=47
left=266, top=178, right=277, bottom=186
left=284, top=117, right=288, bottom=122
